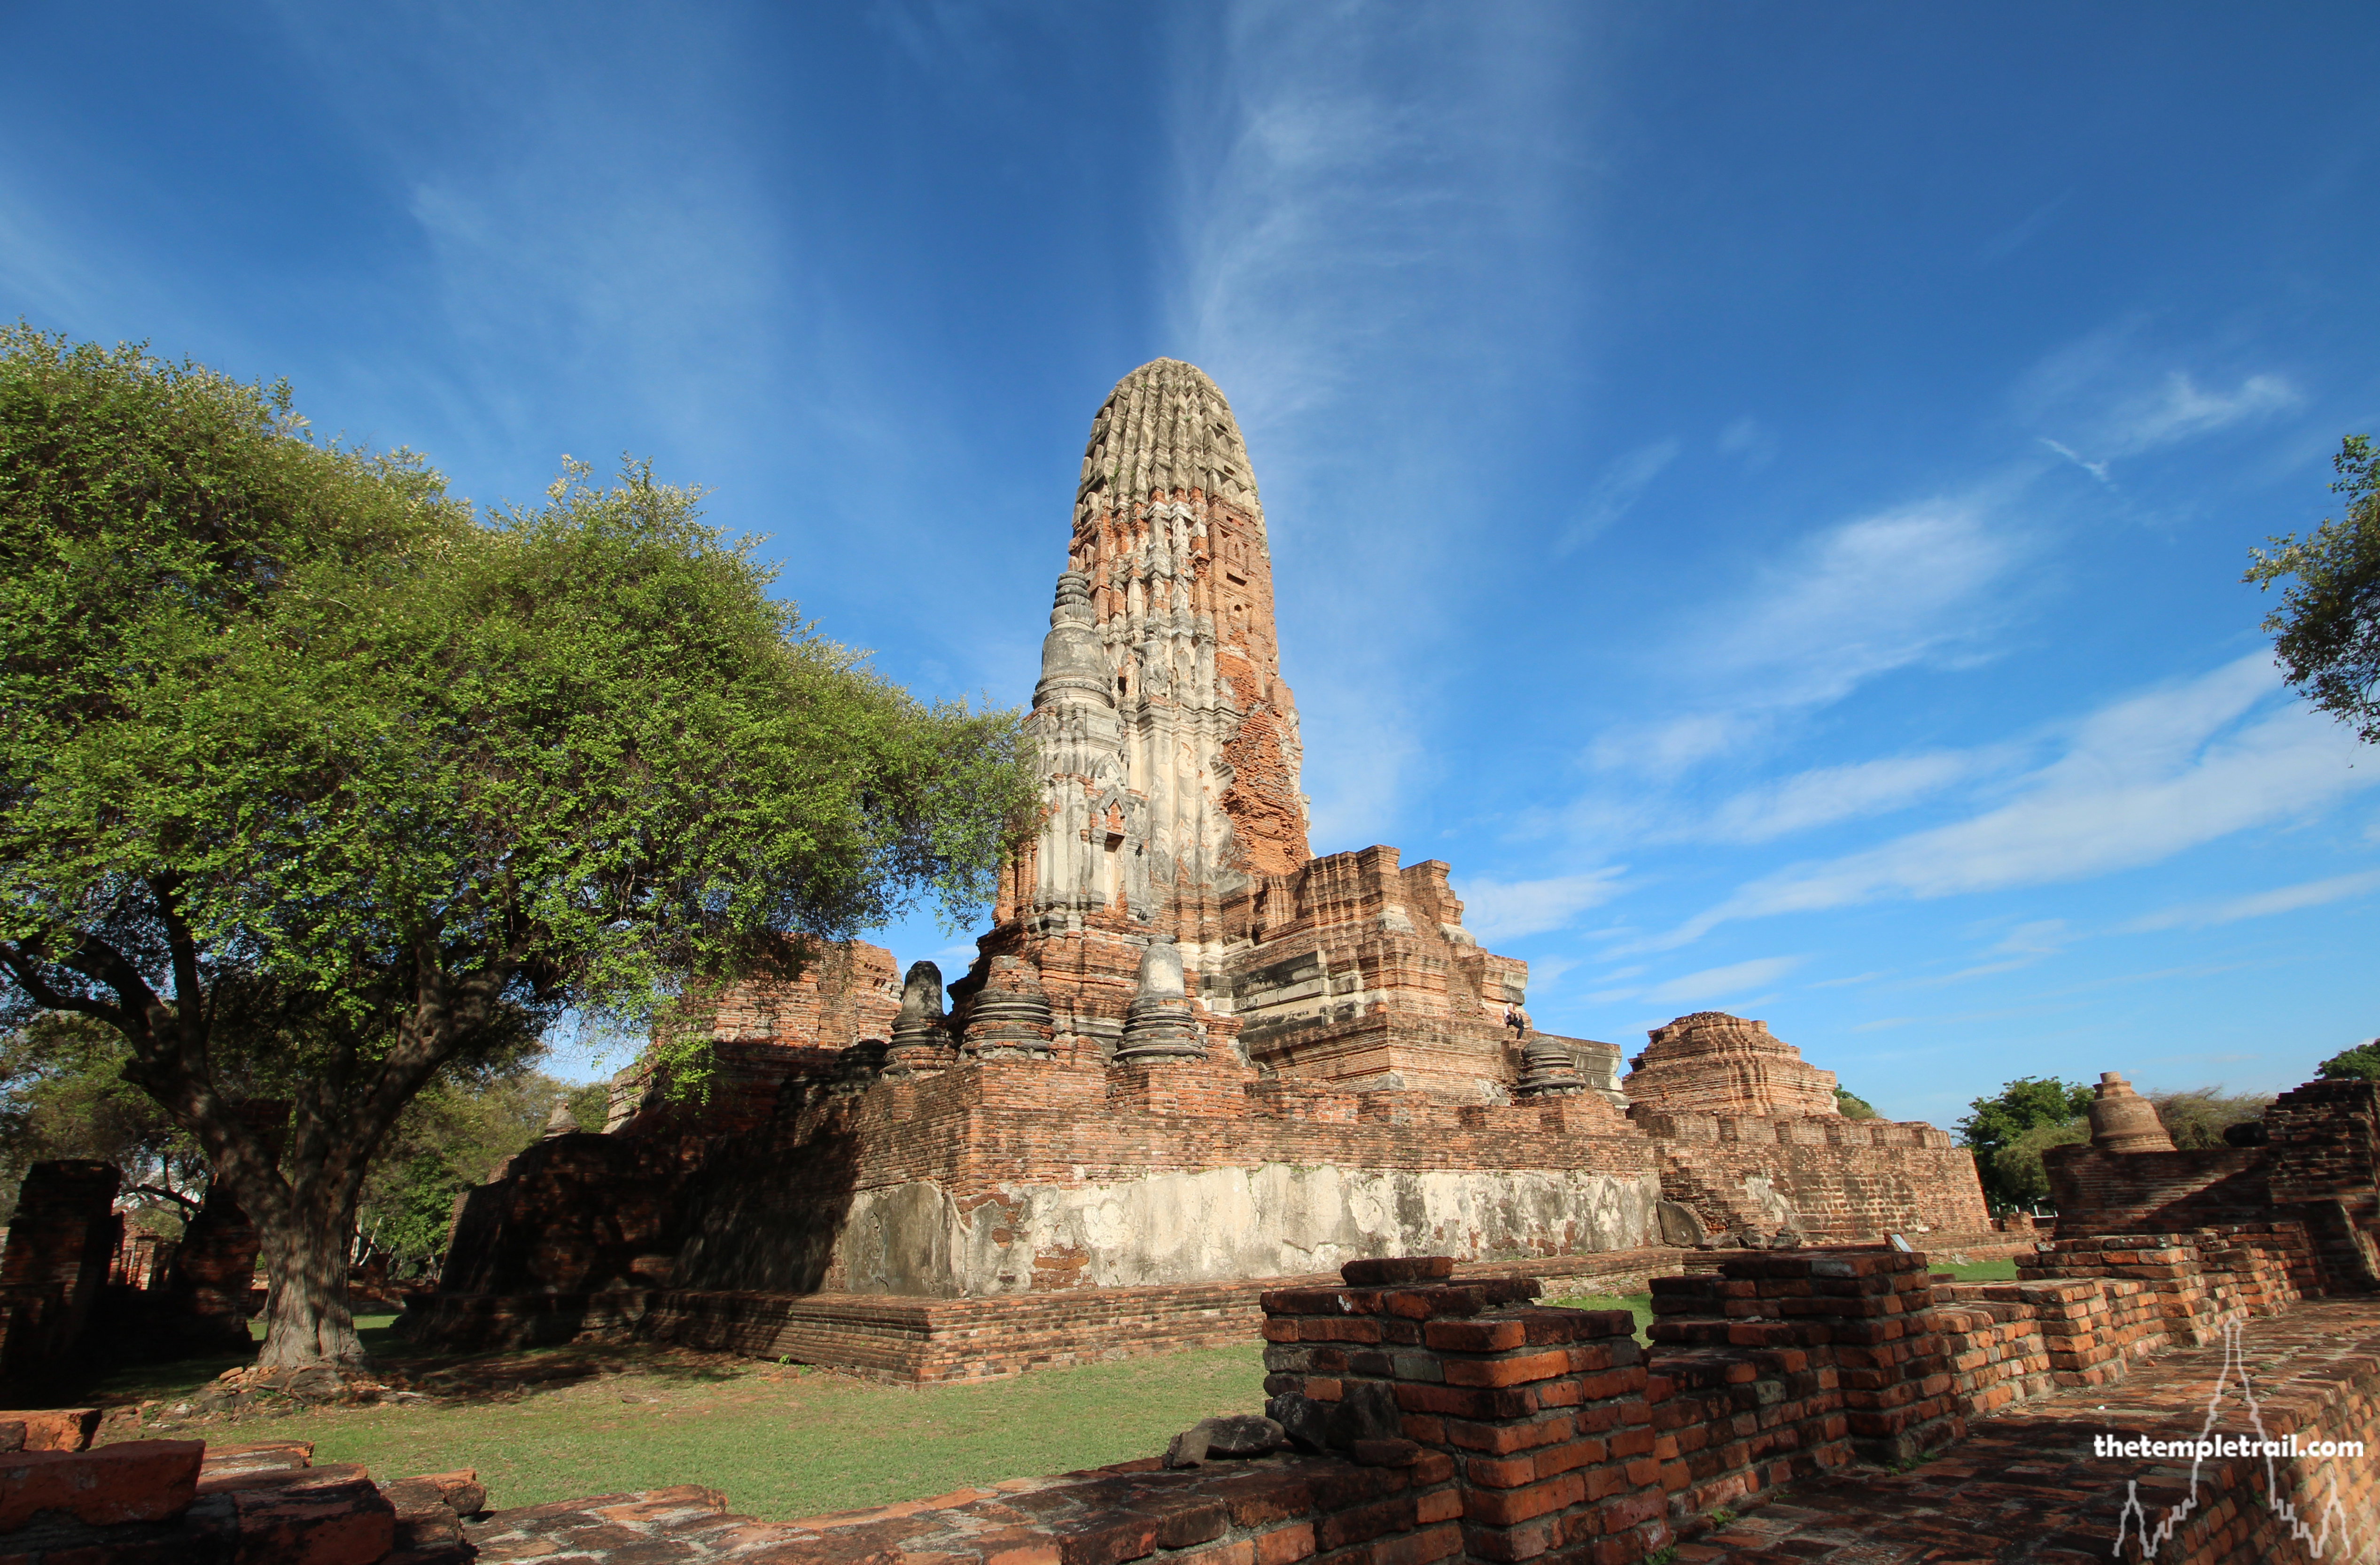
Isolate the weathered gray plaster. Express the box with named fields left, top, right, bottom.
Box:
left=1741, top=1173, right=1797, bottom=1232
left=830, top=1163, right=1663, bottom=1297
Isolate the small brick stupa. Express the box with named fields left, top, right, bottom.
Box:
left=1621, top=1012, right=1841, bottom=1117
left=2085, top=1071, right=2178, bottom=1153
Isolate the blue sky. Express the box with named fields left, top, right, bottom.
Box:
left=6, top=4, right=2375, bottom=1126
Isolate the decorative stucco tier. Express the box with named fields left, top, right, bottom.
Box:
left=420, top=360, right=1993, bottom=1365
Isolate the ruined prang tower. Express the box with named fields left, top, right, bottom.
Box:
left=972, top=360, right=1312, bottom=1053
left=418, top=359, right=1996, bottom=1365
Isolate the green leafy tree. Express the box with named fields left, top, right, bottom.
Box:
left=1833, top=1087, right=1879, bottom=1120
left=0, top=1013, right=206, bottom=1231
left=0, top=328, right=1035, bottom=1368
left=1990, top=1116, right=2092, bottom=1207
left=2247, top=434, right=2380, bottom=742
left=355, top=1066, right=592, bottom=1276
left=1956, top=1077, right=2094, bottom=1211
left=2318, top=1041, right=2380, bottom=1083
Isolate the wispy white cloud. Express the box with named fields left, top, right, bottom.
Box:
left=2125, top=869, right=2380, bottom=932
left=0, top=180, right=109, bottom=324
left=1641, top=956, right=1803, bottom=1007
left=1589, top=712, right=1761, bottom=775
left=1717, top=416, right=1778, bottom=467
left=1991, top=919, right=2072, bottom=957
left=2101, top=371, right=2299, bottom=454
left=1655, top=654, right=2379, bottom=944
left=1166, top=3, right=1597, bottom=849
left=1525, top=955, right=1579, bottom=993
left=1170, top=3, right=1588, bottom=431
left=1558, top=439, right=1680, bottom=553
left=1302, top=705, right=1422, bottom=853
left=1700, top=749, right=2007, bottom=843
left=2038, top=437, right=2111, bottom=485
left=1976, top=190, right=2070, bottom=265
left=1457, top=868, right=1628, bottom=943
left=2016, top=325, right=2301, bottom=470
left=1807, top=970, right=1887, bottom=989
left=1911, top=919, right=2076, bottom=985
left=1589, top=954, right=1804, bottom=1007
left=260, top=8, right=791, bottom=483
left=1590, top=499, right=2028, bottom=775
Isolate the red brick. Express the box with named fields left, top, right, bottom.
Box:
left=1146, top=1499, right=1230, bottom=1548
left=1423, top=1319, right=1527, bottom=1353
left=1409, top=1453, right=1454, bottom=1486
left=1464, top=1455, right=1533, bottom=1490
left=0, top=1409, right=100, bottom=1454
left=1254, top=1522, right=1318, bottom=1565
left=1210, top=1476, right=1316, bottom=1530
left=1461, top=1474, right=1585, bottom=1528
left=986, top=1542, right=1065, bottom=1565
left=1174, top=1542, right=1257, bottom=1565
left=1316, top=1495, right=1416, bottom=1551
left=0, top=1441, right=203, bottom=1530
left=226, top=1473, right=396, bottom=1565
left=1459, top=1517, right=1557, bottom=1562
left=1057, top=1517, right=1161, bottom=1565
left=1442, top=1351, right=1572, bottom=1389
left=1369, top=1521, right=1463, bottom=1565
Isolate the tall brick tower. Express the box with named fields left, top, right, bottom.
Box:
left=973, top=359, right=1311, bottom=1051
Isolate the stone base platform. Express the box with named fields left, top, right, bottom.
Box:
left=406, top=1245, right=1782, bottom=1382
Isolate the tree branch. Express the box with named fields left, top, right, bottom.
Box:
left=0, top=939, right=137, bottom=1032
left=126, top=1182, right=204, bottom=1218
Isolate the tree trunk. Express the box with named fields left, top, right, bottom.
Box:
left=251, top=1190, right=365, bottom=1370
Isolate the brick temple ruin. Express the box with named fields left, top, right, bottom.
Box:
left=9, top=362, right=2380, bottom=1564
left=411, top=359, right=1996, bottom=1377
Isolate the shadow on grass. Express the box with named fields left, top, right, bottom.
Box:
left=75, top=1309, right=774, bottom=1416
left=400, top=1342, right=754, bottom=1402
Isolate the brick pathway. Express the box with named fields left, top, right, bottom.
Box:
left=1673, top=1295, right=2380, bottom=1563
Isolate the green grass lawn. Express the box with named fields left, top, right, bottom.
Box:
left=93, top=1325, right=1268, bottom=1522
left=1543, top=1292, right=1655, bottom=1340
left=1935, top=1257, right=2020, bottom=1281
left=262, top=1346, right=1267, bottom=1520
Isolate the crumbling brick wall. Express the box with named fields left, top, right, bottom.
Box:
left=1929, top=1224, right=2310, bottom=1412
left=0, top=1161, right=119, bottom=1382
left=1632, top=1112, right=1989, bottom=1243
